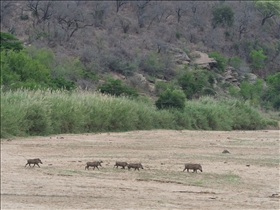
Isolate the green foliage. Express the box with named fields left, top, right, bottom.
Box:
left=254, top=0, right=280, bottom=25
left=177, top=70, right=215, bottom=99
left=249, top=49, right=267, bottom=70
left=51, top=57, right=84, bottom=81
left=239, top=79, right=264, bottom=106
left=26, top=46, right=55, bottom=69
left=140, top=51, right=165, bottom=77
left=208, top=51, right=227, bottom=72
left=228, top=56, right=242, bottom=69
left=211, top=5, right=234, bottom=28
left=104, top=55, right=137, bottom=76
left=20, top=14, right=29, bottom=20
left=229, top=86, right=240, bottom=98
left=175, top=31, right=181, bottom=39
left=155, top=88, right=186, bottom=110
left=1, top=50, right=51, bottom=90
left=98, top=78, right=139, bottom=97
left=155, top=81, right=177, bottom=96
left=1, top=89, right=276, bottom=138
left=262, top=72, right=280, bottom=110
left=49, top=77, right=76, bottom=91
left=178, top=71, right=200, bottom=99
left=0, top=32, right=24, bottom=51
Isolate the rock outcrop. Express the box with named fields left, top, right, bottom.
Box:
left=223, top=66, right=239, bottom=86
left=192, top=51, right=217, bottom=70
left=168, top=47, right=191, bottom=66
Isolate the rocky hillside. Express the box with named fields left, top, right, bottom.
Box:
left=1, top=1, right=280, bottom=97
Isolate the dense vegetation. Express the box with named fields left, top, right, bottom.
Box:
left=1, top=0, right=280, bottom=138
left=1, top=88, right=277, bottom=138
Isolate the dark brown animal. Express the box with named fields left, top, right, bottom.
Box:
left=127, top=163, right=143, bottom=171
left=114, top=162, right=128, bottom=169
left=25, top=158, right=43, bottom=168
left=183, top=163, right=203, bottom=173
left=85, top=161, right=103, bottom=170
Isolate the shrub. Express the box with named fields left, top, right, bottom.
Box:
left=262, top=72, right=280, bottom=110
left=97, top=78, right=138, bottom=97
left=228, top=56, right=242, bottom=69
left=20, top=14, right=29, bottom=20
left=249, top=49, right=267, bottom=70
left=208, top=51, right=227, bottom=72
left=1, top=50, right=51, bottom=90
left=0, top=32, right=24, bottom=51
left=155, top=88, right=186, bottom=110
left=211, top=5, right=234, bottom=28
left=178, top=70, right=210, bottom=99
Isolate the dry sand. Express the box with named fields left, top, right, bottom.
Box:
left=1, top=130, right=279, bottom=209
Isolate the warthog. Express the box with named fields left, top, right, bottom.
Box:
left=25, top=158, right=43, bottom=168
left=183, top=163, right=203, bottom=173
left=114, top=162, right=128, bottom=169
left=127, top=163, right=143, bottom=171
left=85, top=161, right=103, bottom=170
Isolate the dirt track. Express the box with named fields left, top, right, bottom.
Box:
left=1, top=130, right=279, bottom=209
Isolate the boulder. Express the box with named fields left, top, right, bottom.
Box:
left=168, top=47, right=191, bottom=65
left=192, top=51, right=217, bottom=69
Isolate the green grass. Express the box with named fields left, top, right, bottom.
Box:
left=1, top=89, right=278, bottom=138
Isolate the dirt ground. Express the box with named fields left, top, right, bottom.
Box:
left=1, top=130, right=279, bottom=210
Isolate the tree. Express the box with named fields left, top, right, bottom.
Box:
left=116, top=0, right=127, bottom=13
left=254, top=0, right=280, bottom=26
left=26, top=0, right=53, bottom=29
left=0, top=0, right=15, bottom=24
left=98, top=78, right=138, bottom=97
left=239, top=79, right=264, bottom=106
left=212, top=5, right=234, bottom=28
left=0, top=32, right=24, bottom=52
left=262, top=72, right=280, bottom=110
left=234, top=2, right=254, bottom=40
left=1, top=50, right=51, bottom=90
left=208, top=51, right=227, bottom=72
left=155, top=88, right=186, bottom=110
left=133, top=0, right=151, bottom=28
left=91, top=2, right=110, bottom=27
left=249, top=49, right=267, bottom=70
left=54, top=2, right=93, bottom=41
left=178, top=71, right=206, bottom=100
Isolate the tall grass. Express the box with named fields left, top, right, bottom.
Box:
left=1, top=89, right=277, bottom=138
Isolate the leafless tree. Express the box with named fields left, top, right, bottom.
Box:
left=234, top=2, right=255, bottom=40
left=118, top=16, right=131, bottom=33
left=26, top=0, right=53, bottom=28
left=145, top=1, right=171, bottom=30
left=133, top=0, right=151, bottom=28
left=90, top=2, right=110, bottom=28
left=0, top=0, right=15, bottom=25
left=154, top=39, right=168, bottom=54
left=116, top=0, right=128, bottom=13
left=54, top=2, right=93, bottom=41
left=173, top=2, right=188, bottom=23
left=273, top=16, right=280, bottom=39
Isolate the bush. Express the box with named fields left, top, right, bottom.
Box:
left=1, top=50, right=51, bottom=90
left=1, top=89, right=276, bottom=138
left=155, top=88, right=186, bottom=110
left=0, top=32, right=24, bottom=52
left=249, top=49, right=267, bottom=70
left=208, top=51, right=227, bottom=72
left=211, top=5, right=234, bottom=28
left=228, top=56, right=242, bottom=69
left=178, top=70, right=212, bottom=99
left=20, top=14, right=29, bottom=20
left=261, top=72, right=280, bottom=110
left=97, top=78, right=138, bottom=97
left=140, top=51, right=164, bottom=77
